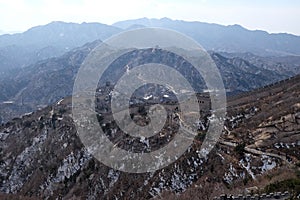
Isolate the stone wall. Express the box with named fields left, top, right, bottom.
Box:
left=214, top=191, right=290, bottom=200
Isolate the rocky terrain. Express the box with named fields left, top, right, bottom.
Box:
left=0, top=40, right=101, bottom=123
left=219, top=52, right=300, bottom=77
left=0, top=44, right=295, bottom=124
left=0, top=74, right=299, bottom=199
left=161, top=75, right=300, bottom=199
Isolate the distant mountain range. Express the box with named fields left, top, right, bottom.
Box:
left=0, top=22, right=121, bottom=71
left=0, top=18, right=300, bottom=123
left=1, top=18, right=300, bottom=73
left=113, top=18, right=300, bottom=56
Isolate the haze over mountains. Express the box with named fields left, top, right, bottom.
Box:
left=114, top=18, right=300, bottom=56
left=0, top=22, right=121, bottom=72
left=0, top=18, right=300, bottom=123
left=1, top=18, right=300, bottom=73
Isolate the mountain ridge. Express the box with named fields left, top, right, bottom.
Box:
left=0, top=21, right=121, bottom=72
left=1, top=18, right=300, bottom=73
left=113, top=18, right=300, bottom=56
left=0, top=43, right=295, bottom=124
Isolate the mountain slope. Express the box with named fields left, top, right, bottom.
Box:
left=0, top=44, right=291, bottom=123
left=2, top=18, right=300, bottom=73
left=0, top=22, right=120, bottom=48
left=0, top=40, right=102, bottom=124
left=219, top=52, right=300, bottom=76
left=113, top=18, right=300, bottom=56
left=162, top=75, right=300, bottom=199
left=0, top=74, right=299, bottom=199
left=0, top=22, right=121, bottom=72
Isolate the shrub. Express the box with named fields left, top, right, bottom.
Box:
left=234, top=143, right=246, bottom=155
left=264, top=178, right=300, bottom=195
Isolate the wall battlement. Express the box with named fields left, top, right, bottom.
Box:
left=213, top=191, right=290, bottom=200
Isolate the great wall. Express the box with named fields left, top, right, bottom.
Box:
left=213, top=191, right=290, bottom=200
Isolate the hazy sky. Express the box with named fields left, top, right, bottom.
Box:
left=1, top=0, right=300, bottom=35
